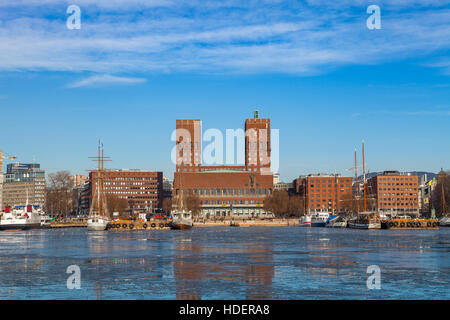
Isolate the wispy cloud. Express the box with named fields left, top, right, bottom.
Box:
left=0, top=1, right=449, bottom=74
left=67, top=74, right=147, bottom=88
left=352, top=105, right=450, bottom=118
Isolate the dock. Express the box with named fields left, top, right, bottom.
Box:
left=50, top=222, right=87, bottom=228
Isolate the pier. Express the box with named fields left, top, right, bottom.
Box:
left=50, top=221, right=87, bottom=228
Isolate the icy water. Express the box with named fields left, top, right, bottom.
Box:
left=0, top=227, right=449, bottom=300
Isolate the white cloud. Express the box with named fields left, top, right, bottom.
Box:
left=0, top=1, right=448, bottom=75
left=67, top=74, right=147, bottom=88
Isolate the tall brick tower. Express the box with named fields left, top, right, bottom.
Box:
left=175, top=119, right=202, bottom=170
left=245, top=110, right=271, bottom=173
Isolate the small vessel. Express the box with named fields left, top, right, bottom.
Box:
left=326, top=215, right=347, bottom=228
left=0, top=205, right=42, bottom=231
left=87, top=142, right=110, bottom=231
left=347, top=142, right=381, bottom=230
left=169, top=170, right=193, bottom=230
left=310, top=212, right=330, bottom=227
left=440, top=216, right=450, bottom=227
left=87, top=215, right=110, bottom=231
left=298, top=215, right=311, bottom=227
left=348, top=212, right=381, bottom=229
left=169, top=210, right=193, bottom=230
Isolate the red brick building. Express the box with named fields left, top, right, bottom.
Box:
left=295, top=174, right=353, bottom=214
left=173, top=111, right=274, bottom=218
left=366, top=171, right=419, bottom=215
left=89, top=169, right=163, bottom=213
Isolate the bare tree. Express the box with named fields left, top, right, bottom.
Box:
left=432, top=171, right=450, bottom=217
left=106, top=194, right=129, bottom=215
left=288, top=195, right=305, bottom=217
left=264, top=190, right=290, bottom=218
left=162, top=197, right=172, bottom=215
left=184, top=194, right=201, bottom=216
left=45, top=171, right=73, bottom=217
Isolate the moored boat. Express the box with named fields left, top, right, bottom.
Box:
left=348, top=212, right=381, bottom=229
left=439, top=216, right=450, bottom=227
left=310, top=212, right=330, bottom=227
left=326, top=215, right=347, bottom=228
left=87, top=142, right=110, bottom=231
left=298, top=215, right=311, bottom=227
left=0, top=205, right=42, bottom=231
left=169, top=210, right=193, bottom=230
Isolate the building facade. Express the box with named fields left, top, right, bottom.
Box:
left=88, top=169, right=163, bottom=214
left=295, top=174, right=353, bottom=214
left=70, top=174, right=86, bottom=188
left=2, top=163, right=46, bottom=207
left=173, top=111, right=274, bottom=218
left=366, top=171, right=419, bottom=215
left=163, top=177, right=173, bottom=200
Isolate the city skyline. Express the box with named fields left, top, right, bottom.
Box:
left=0, top=1, right=449, bottom=181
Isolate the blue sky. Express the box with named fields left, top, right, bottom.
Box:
left=0, top=0, right=449, bottom=181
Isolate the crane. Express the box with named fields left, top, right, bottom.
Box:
left=0, top=149, right=17, bottom=171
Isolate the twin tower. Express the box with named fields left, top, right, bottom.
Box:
left=175, top=111, right=271, bottom=173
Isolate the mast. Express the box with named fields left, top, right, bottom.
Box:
left=362, top=140, right=367, bottom=212
left=89, top=141, right=110, bottom=217
left=178, top=168, right=184, bottom=211
left=354, top=149, right=358, bottom=215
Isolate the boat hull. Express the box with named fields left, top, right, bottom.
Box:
left=348, top=221, right=381, bottom=229
left=169, top=222, right=193, bottom=230
left=439, top=217, right=450, bottom=227
left=311, top=222, right=326, bottom=228
left=0, top=223, right=42, bottom=231
left=298, top=222, right=311, bottom=227
left=326, top=222, right=347, bottom=228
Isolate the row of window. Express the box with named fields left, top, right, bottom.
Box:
left=176, top=188, right=272, bottom=196
left=201, top=199, right=264, bottom=205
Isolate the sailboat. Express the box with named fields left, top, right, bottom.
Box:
left=439, top=183, right=450, bottom=227
left=87, top=142, right=110, bottom=231
left=169, top=170, right=193, bottom=230
left=348, top=141, right=381, bottom=230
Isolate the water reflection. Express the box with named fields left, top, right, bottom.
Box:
left=0, top=227, right=448, bottom=299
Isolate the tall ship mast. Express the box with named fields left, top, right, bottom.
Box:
left=87, top=141, right=111, bottom=231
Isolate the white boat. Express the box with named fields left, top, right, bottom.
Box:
left=169, top=169, right=193, bottom=230
left=311, top=212, right=330, bottom=227
left=87, top=215, right=109, bottom=231
left=439, top=216, right=450, bottom=227
left=298, top=215, right=311, bottom=227
left=0, top=205, right=42, bottom=231
left=86, top=142, right=110, bottom=232
left=169, top=210, right=193, bottom=230
left=325, top=215, right=347, bottom=228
